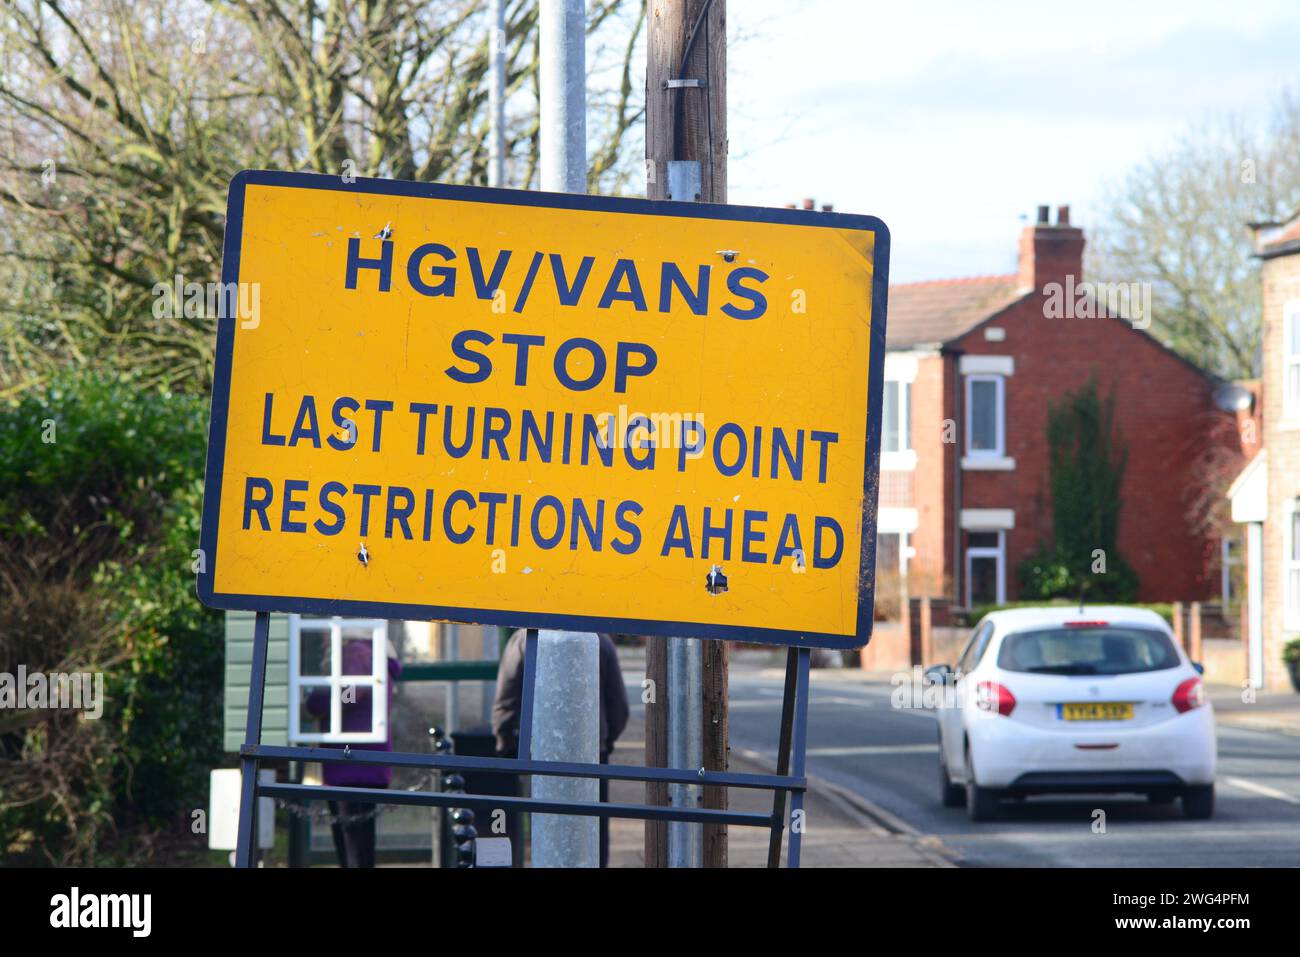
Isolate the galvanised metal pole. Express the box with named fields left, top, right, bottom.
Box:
left=665, top=159, right=705, bottom=869
left=539, top=0, right=586, bottom=193
left=530, top=631, right=599, bottom=867
left=667, top=634, right=703, bottom=866
left=533, top=2, right=597, bottom=868
left=488, top=0, right=506, bottom=188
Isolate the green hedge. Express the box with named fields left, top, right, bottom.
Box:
left=0, top=373, right=222, bottom=864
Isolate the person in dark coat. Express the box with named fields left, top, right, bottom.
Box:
left=492, top=631, right=630, bottom=866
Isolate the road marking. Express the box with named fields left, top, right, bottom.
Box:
left=1223, top=776, right=1300, bottom=805
left=730, top=695, right=885, bottom=709
left=806, top=744, right=939, bottom=756
left=812, top=696, right=887, bottom=707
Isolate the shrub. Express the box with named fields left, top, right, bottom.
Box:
left=1017, top=547, right=1140, bottom=604
left=0, top=373, right=222, bottom=864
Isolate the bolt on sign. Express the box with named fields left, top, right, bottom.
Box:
left=198, top=171, right=890, bottom=649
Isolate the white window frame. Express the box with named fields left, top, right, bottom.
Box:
left=1285, top=300, right=1300, bottom=420
left=288, top=615, right=389, bottom=744
left=881, top=378, right=915, bottom=468
left=1285, top=499, right=1300, bottom=630
left=965, top=530, right=1006, bottom=607
left=965, top=374, right=1006, bottom=459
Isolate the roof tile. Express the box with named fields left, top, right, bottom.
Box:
left=886, top=275, right=1025, bottom=348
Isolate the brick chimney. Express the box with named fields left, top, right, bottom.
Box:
left=1017, top=203, right=1085, bottom=293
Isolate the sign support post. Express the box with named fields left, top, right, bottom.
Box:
left=786, top=648, right=812, bottom=867
left=234, top=610, right=270, bottom=868
left=532, top=0, right=600, bottom=868
left=646, top=0, right=730, bottom=869
left=539, top=0, right=586, bottom=195
left=530, top=631, right=600, bottom=866
left=488, top=0, right=505, bottom=189
left=667, top=631, right=703, bottom=866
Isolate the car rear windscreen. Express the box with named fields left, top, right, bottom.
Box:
left=997, top=627, right=1181, bottom=675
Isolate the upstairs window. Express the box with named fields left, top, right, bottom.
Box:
left=966, top=375, right=1005, bottom=457
left=882, top=379, right=912, bottom=453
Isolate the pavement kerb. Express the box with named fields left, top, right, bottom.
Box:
left=732, top=746, right=959, bottom=868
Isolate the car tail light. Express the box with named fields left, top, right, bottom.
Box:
left=976, top=681, right=1016, bottom=716
left=1172, top=677, right=1204, bottom=713
left=1065, top=621, right=1109, bottom=628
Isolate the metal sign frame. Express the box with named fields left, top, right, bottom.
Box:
left=198, top=171, right=890, bottom=650
left=237, top=616, right=812, bottom=868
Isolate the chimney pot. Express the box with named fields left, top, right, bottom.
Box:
left=821, top=203, right=834, bottom=212
left=802, top=198, right=815, bottom=210
left=1019, top=204, right=1086, bottom=293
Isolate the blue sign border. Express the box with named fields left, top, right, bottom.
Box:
left=197, top=170, right=889, bottom=649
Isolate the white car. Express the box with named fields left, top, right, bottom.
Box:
left=928, top=606, right=1216, bottom=821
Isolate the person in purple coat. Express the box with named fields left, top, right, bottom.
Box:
left=306, top=635, right=401, bottom=867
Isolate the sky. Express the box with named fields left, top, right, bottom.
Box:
left=718, top=0, right=1300, bottom=281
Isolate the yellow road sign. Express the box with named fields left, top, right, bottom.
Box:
left=198, top=171, right=889, bottom=648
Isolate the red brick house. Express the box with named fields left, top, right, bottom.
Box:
left=880, top=205, right=1244, bottom=609
left=1227, top=208, right=1300, bottom=691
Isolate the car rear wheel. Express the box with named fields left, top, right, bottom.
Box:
left=1182, top=785, right=1214, bottom=820
left=964, top=745, right=999, bottom=821
left=939, top=738, right=965, bottom=808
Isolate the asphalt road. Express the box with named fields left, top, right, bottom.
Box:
left=722, top=667, right=1300, bottom=867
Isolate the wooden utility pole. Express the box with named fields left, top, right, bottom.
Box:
left=644, top=0, right=728, bottom=869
